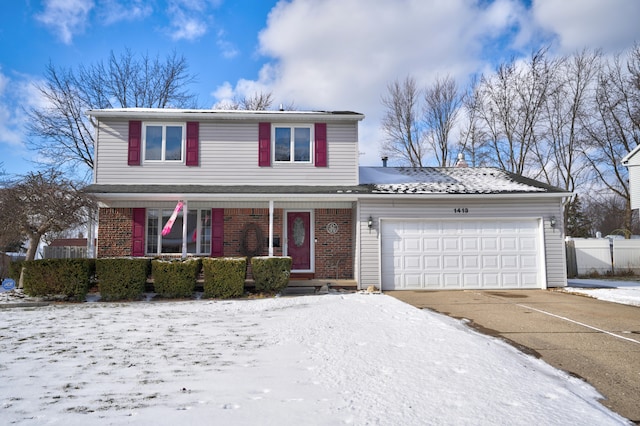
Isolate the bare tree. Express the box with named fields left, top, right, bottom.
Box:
left=0, top=170, right=95, bottom=261
left=423, top=75, right=463, bottom=166
left=477, top=48, right=558, bottom=175
left=581, top=51, right=640, bottom=235
left=26, top=49, right=198, bottom=175
left=458, top=76, right=491, bottom=166
left=380, top=76, right=425, bottom=167
left=215, top=91, right=275, bottom=110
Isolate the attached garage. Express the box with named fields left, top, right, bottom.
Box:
left=357, top=165, right=572, bottom=291
left=380, top=218, right=544, bottom=290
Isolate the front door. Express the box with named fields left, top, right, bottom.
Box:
left=287, top=211, right=311, bottom=270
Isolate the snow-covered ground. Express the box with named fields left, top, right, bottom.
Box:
left=565, top=278, right=640, bottom=307
left=0, top=291, right=630, bottom=425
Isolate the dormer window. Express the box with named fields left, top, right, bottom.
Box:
left=274, top=125, right=312, bottom=163
left=144, top=123, right=185, bottom=162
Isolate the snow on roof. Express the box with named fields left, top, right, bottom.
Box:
left=359, top=166, right=563, bottom=194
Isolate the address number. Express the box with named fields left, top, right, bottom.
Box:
left=454, top=208, right=469, bottom=213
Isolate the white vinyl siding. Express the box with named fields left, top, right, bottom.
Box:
left=358, top=198, right=567, bottom=290
left=94, top=119, right=359, bottom=186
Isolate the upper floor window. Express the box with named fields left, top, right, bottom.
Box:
left=144, top=123, right=184, bottom=162
left=274, top=125, right=312, bottom=163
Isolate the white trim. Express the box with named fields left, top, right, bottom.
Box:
left=142, top=122, right=185, bottom=163
left=87, top=108, right=365, bottom=122
left=283, top=209, right=315, bottom=273
left=272, top=124, right=314, bottom=164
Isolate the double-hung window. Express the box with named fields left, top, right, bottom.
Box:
left=274, top=125, right=312, bottom=163
left=146, top=209, right=211, bottom=255
left=144, top=123, right=184, bottom=162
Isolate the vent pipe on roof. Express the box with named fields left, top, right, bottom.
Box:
left=279, top=104, right=284, bottom=111
left=455, top=153, right=468, bottom=168
left=382, top=156, right=388, bottom=167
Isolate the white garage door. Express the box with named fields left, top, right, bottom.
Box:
left=381, top=219, right=543, bottom=290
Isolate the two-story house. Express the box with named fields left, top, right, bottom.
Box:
left=87, top=108, right=571, bottom=291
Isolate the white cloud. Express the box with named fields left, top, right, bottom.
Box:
left=213, top=0, right=640, bottom=166
left=214, top=0, right=528, bottom=165
left=532, top=0, right=640, bottom=53
left=98, top=0, right=153, bottom=25
left=35, top=0, right=94, bottom=44
left=166, top=0, right=221, bottom=41
left=216, top=30, right=239, bottom=59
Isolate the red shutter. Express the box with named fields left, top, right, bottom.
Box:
left=186, top=121, right=199, bottom=166
left=131, top=208, right=146, bottom=257
left=315, top=123, right=327, bottom=167
left=211, top=208, right=224, bottom=257
left=258, top=122, right=271, bottom=167
left=128, top=121, right=142, bottom=166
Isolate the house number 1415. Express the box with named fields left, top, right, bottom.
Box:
left=454, top=208, right=469, bottom=213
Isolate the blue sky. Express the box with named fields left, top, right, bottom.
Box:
left=1, top=0, right=640, bottom=178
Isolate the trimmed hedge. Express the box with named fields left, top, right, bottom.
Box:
left=251, top=256, right=292, bottom=293
left=151, top=258, right=201, bottom=298
left=202, top=257, right=246, bottom=299
left=8, top=260, right=24, bottom=281
left=23, top=258, right=94, bottom=301
left=97, top=258, right=150, bottom=301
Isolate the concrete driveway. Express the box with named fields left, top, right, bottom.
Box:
left=386, top=289, right=640, bottom=424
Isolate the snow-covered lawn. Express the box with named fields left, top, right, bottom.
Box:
left=565, top=279, right=640, bottom=307
left=0, top=293, right=628, bottom=425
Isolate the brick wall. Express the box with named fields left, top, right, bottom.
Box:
left=223, top=208, right=284, bottom=257
left=315, top=209, right=353, bottom=279
left=97, top=208, right=133, bottom=258
left=95, top=207, right=354, bottom=279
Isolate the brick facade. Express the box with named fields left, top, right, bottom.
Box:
left=314, top=209, right=353, bottom=279
left=97, top=206, right=354, bottom=279
left=97, top=208, right=133, bottom=258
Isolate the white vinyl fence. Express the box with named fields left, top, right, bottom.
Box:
left=566, top=238, right=640, bottom=277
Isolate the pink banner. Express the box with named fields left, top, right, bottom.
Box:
left=161, top=201, right=184, bottom=236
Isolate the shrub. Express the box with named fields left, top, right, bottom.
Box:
left=23, top=258, right=94, bottom=301
left=8, top=260, right=24, bottom=281
left=97, top=258, right=150, bottom=301
left=202, top=257, right=246, bottom=299
left=151, top=258, right=201, bottom=298
left=251, top=256, right=292, bottom=293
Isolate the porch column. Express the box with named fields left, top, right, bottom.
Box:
left=182, top=200, right=188, bottom=258
left=268, top=200, right=274, bottom=256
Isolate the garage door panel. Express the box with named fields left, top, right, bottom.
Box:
left=462, top=255, right=479, bottom=268
left=482, top=255, right=499, bottom=268
left=403, top=255, right=422, bottom=269
left=443, top=238, right=459, bottom=251
left=381, top=219, right=542, bottom=290
left=424, top=256, right=440, bottom=268
left=443, top=256, right=460, bottom=268
left=443, top=274, right=461, bottom=288
left=461, top=237, right=479, bottom=250
left=502, top=255, right=518, bottom=268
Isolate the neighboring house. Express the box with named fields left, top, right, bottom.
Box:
left=622, top=146, right=640, bottom=209
left=86, top=108, right=571, bottom=291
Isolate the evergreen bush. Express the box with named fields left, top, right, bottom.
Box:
left=202, top=257, right=246, bottom=299
left=97, top=258, right=150, bottom=301
left=251, top=256, right=292, bottom=293
left=23, top=258, right=94, bottom=301
left=151, top=258, right=201, bottom=298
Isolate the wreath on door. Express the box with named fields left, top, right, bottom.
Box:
left=240, top=222, right=265, bottom=257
